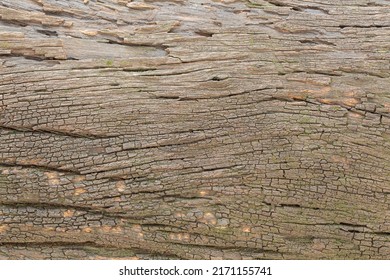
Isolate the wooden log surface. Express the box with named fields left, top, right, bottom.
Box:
left=0, top=0, right=390, bottom=259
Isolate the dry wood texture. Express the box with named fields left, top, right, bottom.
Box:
left=0, top=0, right=390, bottom=260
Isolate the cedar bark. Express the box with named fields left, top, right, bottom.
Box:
left=0, top=0, right=389, bottom=259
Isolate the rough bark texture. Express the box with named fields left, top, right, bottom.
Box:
left=0, top=0, right=390, bottom=260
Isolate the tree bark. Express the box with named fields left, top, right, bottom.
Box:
left=0, top=0, right=389, bottom=259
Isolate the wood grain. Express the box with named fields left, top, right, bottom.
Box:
left=0, top=0, right=390, bottom=259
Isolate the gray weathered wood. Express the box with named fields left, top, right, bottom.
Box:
left=0, top=0, right=390, bottom=259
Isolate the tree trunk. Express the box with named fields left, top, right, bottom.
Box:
left=0, top=0, right=389, bottom=260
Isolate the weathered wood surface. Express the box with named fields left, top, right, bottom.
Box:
left=0, top=0, right=390, bottom=259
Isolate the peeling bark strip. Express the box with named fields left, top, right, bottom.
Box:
left=0, top=0, right=390, bottom=260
